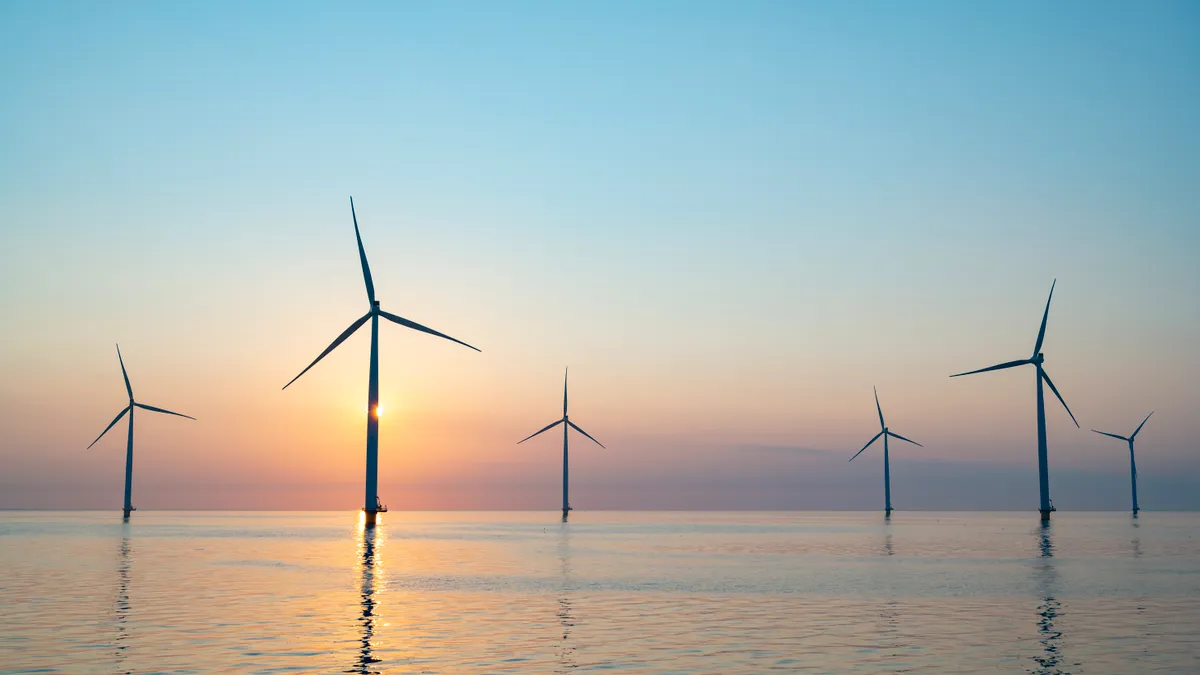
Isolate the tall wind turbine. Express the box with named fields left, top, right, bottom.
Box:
left=283, top=197, right=480, bottom=525
left=1092, top=411, right=1153, bottom=515
left=951, top=280, right=1079, bottom=521
left=518, top=368, right=605, bottom=520
left=87, top=345, right=196, bottom=519
left=849, top=387, right=922, bottom=516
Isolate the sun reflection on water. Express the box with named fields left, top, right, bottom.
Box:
left=353, top=521, right=384, bottom=674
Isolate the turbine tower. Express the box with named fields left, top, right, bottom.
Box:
left=1092, top=411, right=1153, bottom=515
left=87, top=345, right=195, bottom=519
left=951, top=280, right=1079, bottom=521
left=283, top=197, right=480, bottom=526
left=849, top=387, right=922, bottom=516
left=518, top=368, right=605, bottom=520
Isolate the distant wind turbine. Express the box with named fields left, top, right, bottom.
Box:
left=849, top=387, right=922, bottom=516
left=87, top=345, right=195, bottom=519
left=283, top=197, right=480, bottom=526
left=518, top=368, right=605, bottom=520
left=1092, top=412, right=1153, bottom=515
left=951, top=280, right=1079, bottom=521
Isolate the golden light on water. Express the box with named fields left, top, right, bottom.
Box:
left=358, top=509, right=383, bottom=527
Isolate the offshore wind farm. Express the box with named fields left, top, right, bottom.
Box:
left=3, top=1, right=1199, bottom=674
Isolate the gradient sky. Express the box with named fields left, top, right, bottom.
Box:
left=2, top=1, right=1198, bottom=510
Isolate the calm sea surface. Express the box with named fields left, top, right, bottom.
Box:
left=1, top=511, right=1198, bottom=674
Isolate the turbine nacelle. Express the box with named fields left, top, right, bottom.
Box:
left=371, top=300, right=381, bottom=314
left=1032, top=352, right=1045, bottom=365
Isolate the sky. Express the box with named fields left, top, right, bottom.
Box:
left=1, top=0, right=1198, bottom=511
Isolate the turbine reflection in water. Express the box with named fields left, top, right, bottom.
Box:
left=879, top=598, right=901, bottom=659
left=1032, top=525, right=1073, bottom=675
left=114, top=525, right=132, bottom=675
left=556, top=523, right=577, bottom=673
left=353, top=524, right=383, bottom=675
left=875, top=524, right=902, bottom=662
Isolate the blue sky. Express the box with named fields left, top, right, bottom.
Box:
left=1, top=1, right=1198, bottom=509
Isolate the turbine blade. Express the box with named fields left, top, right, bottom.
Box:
left=849, top=431, right=884, bottom=462
left=379, top=310, right=481, bottom=352
left=350, top=197, right=375, bottom=304
left=563, top=367, right=569, bottom=418
left=568, top=420, right=605, bottom=448
left=1091, top=429, right=1128, bottom=442
left=950, top=359, right=1031, bottom=378
left=116, top=344, right=132, bottom=399
left=1041, top=370, right=1079, bottom=427
left=1033, top=279, right=1056, bottom=356
left=282, top=312, right=371, bottom=390
left=134, top=403, right=196, bottom=421
left=518, top=418, right=563, bottom=444
left=88, top=406, right=130, bottom=449
left=874, top=386, right=884, bottom=429
left=886, top=430, right=923, bottom=447
left=1131, top=411, right=1154, bottom=439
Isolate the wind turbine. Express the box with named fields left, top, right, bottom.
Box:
left=283, top=197, right=480, bottom=526
left=951, top=280, right=1079, bottom=521
left=849, top=387, right=922, bottom=516
left=1092, top=412, right=1153, bottom=515
left=518, top=368, right=605, bottom=520
left=87, top=345, right=196, bottom=519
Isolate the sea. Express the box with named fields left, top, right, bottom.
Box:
left=1, top=511, right=1197, bottom=674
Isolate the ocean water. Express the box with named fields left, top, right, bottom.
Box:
left=1, top=511, right=1197, bottom=674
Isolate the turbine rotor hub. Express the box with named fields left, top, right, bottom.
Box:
left=1032, top=353, right=1045, bottom=364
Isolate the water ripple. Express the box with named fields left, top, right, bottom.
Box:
left=1, top=512, right=1198, bottom=674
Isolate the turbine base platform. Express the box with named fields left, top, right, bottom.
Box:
left=1039, top=508, right=1053, bottom=522
left=363, top=507, right=387, bottom=526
